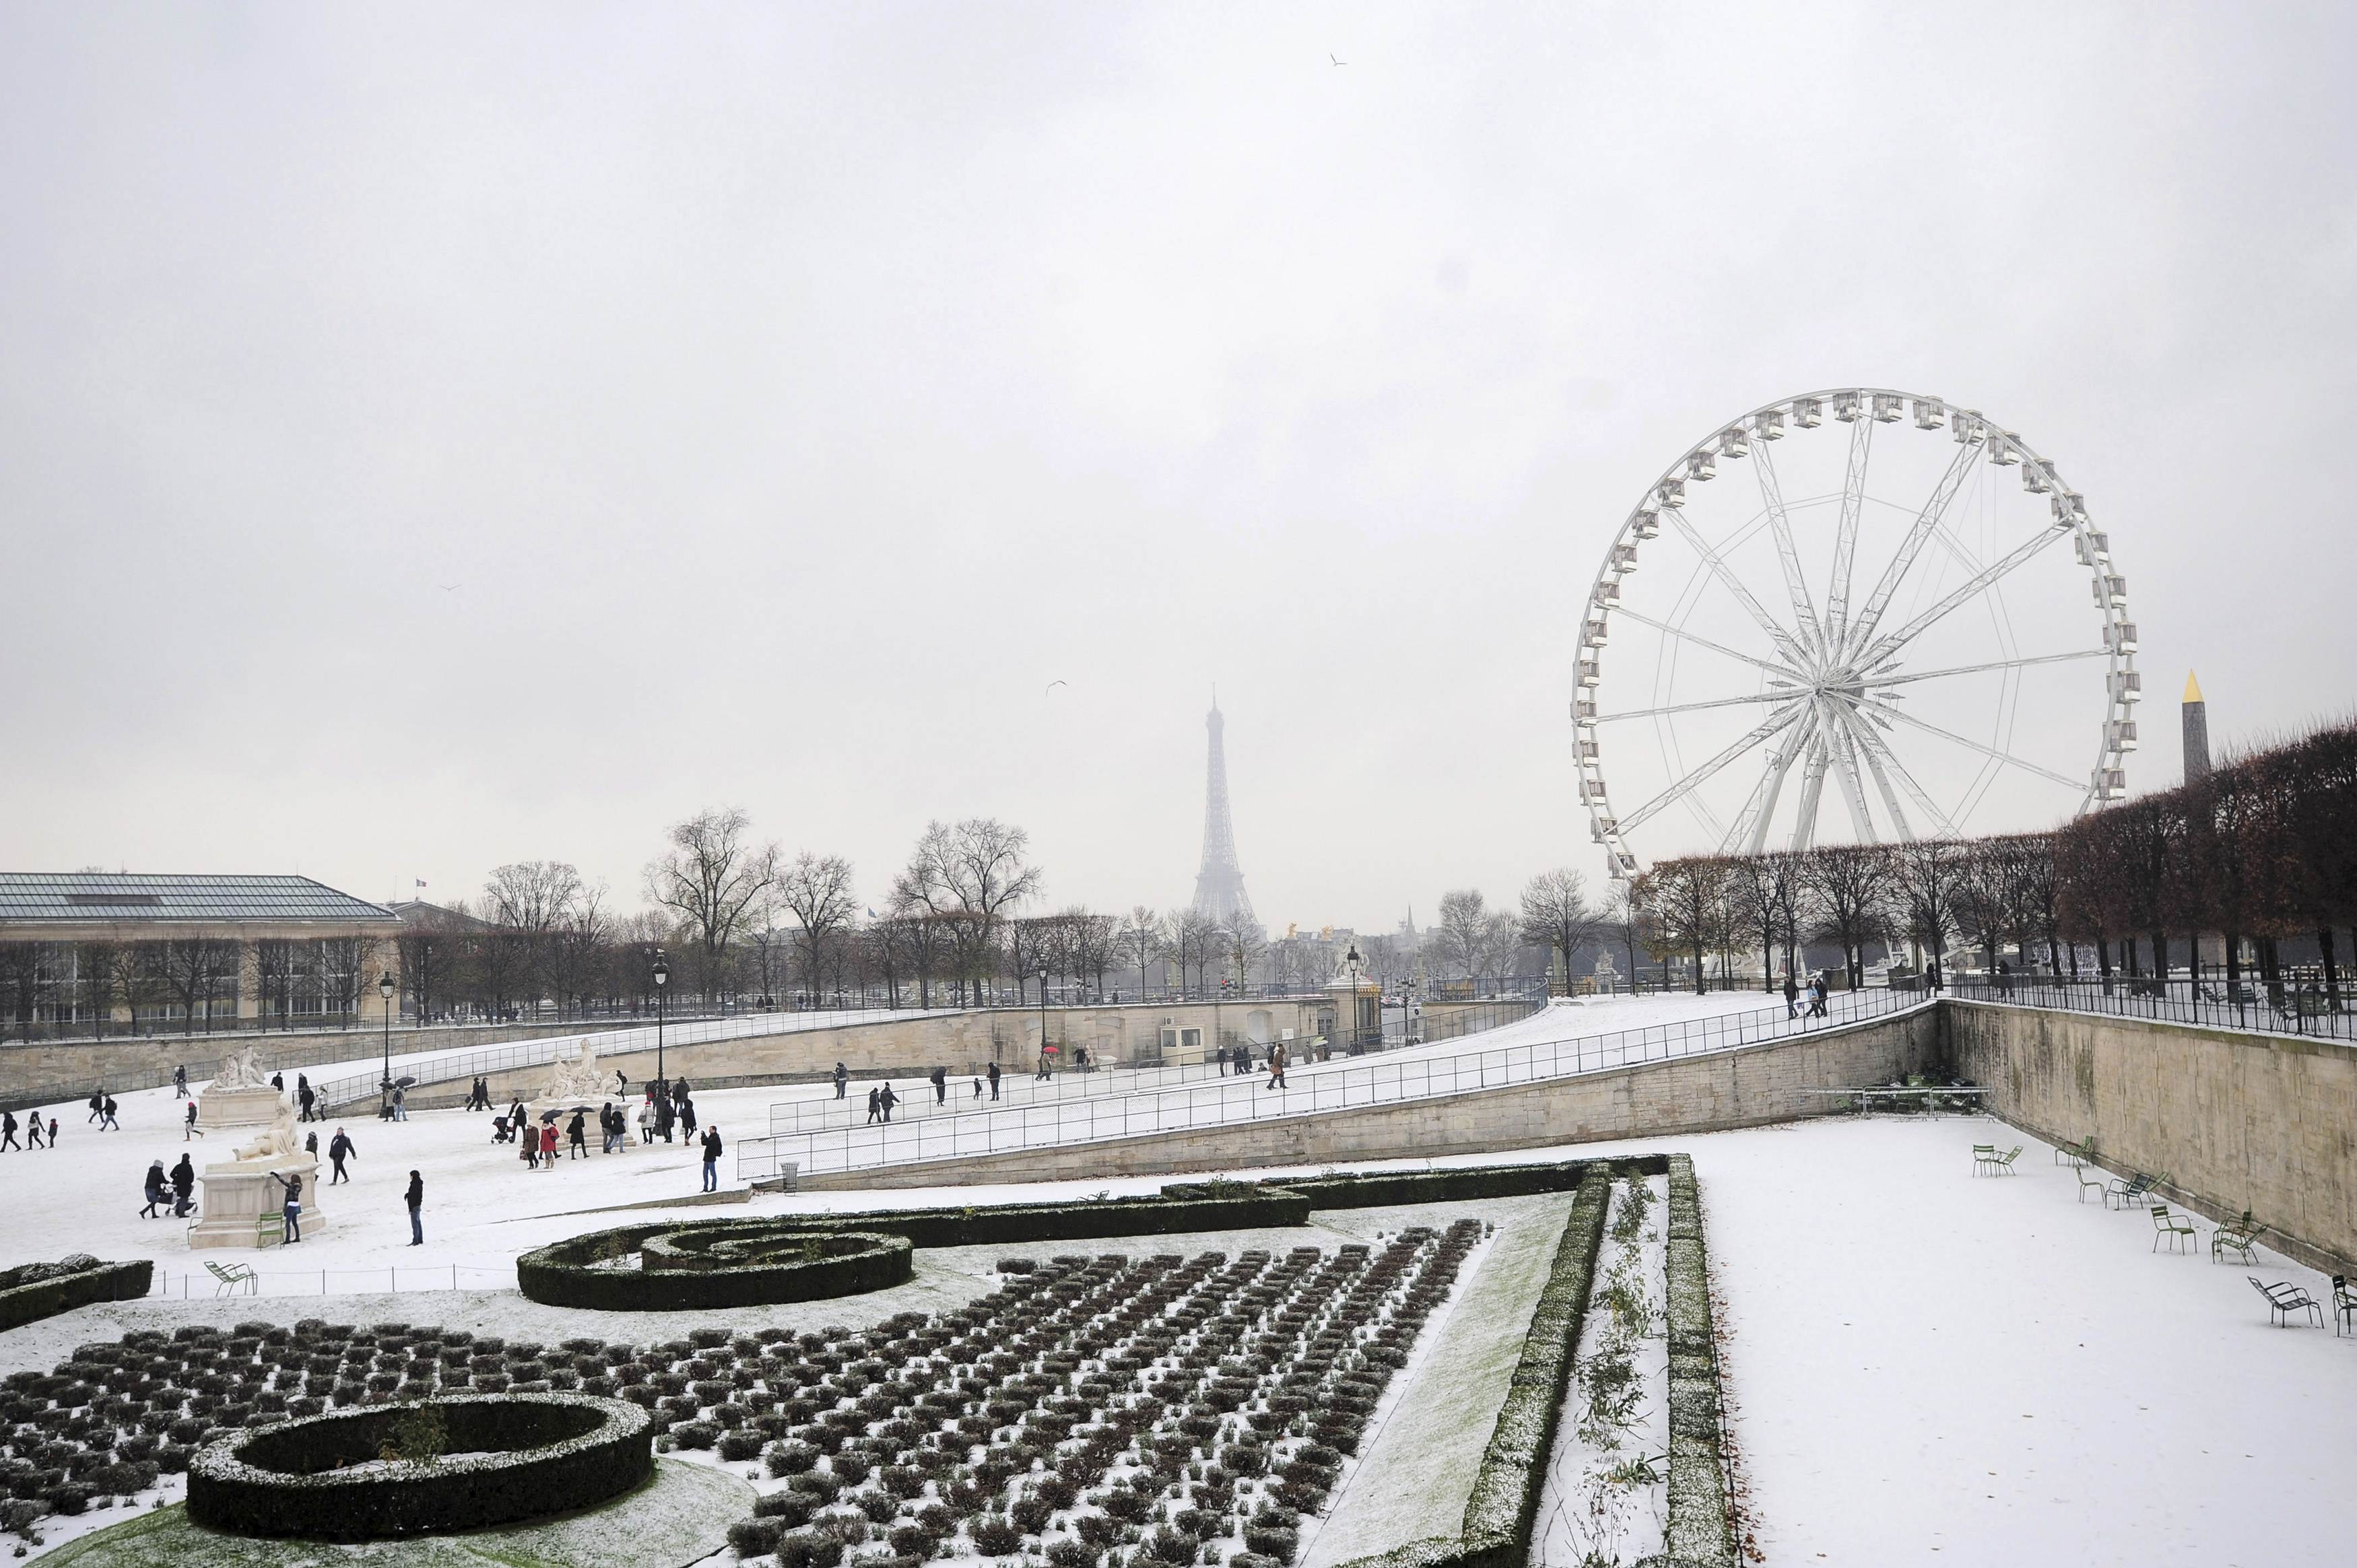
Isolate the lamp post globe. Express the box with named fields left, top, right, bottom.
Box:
left=652, top=949, right=671, bottom=1081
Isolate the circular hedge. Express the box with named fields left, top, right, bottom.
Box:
left=516, top=1221, right=912, bottom=1311
left=185, top=1392, right=652, bottom=1540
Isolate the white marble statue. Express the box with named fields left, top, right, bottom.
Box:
left=213, top=1045, right=269, bottom=1091
left=230, top=1095, right=302, bottom=1163
left=540, top=1039, right=607, bottom=1103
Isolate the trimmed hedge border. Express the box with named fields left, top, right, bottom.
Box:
left=0, top=1258, right=153, bottom=1333
left=185, top=1392, right=652, bottom=1540
left=1645, top=1151, right=1738, bottom=1568
left=1335, top=1166, right=1618, bottom=1568
left=516, top=1161, right=1675, bottom=1311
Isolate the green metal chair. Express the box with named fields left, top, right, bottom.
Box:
left=2211, top=1210, right=2263, bottom=1264
left=2150, top=1204, right=2197, bottom=1254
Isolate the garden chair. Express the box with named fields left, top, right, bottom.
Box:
left=1971, top=1143, right=1999, bottom=1175
left=205, top=1260, right=257, bottom=1297
left=2248, top=1276, right=2321, bottom=1328
left=2150, top=1204, right=2197, bottom=1254
left=2075, top=1165, right=2109, bottom=1204
left=2106, top=1171, right=2163, bottom=1211
left=2211, top=1211, right=2263, bottom=1265
left=1989, top=1145, right=2023, bottom=1175
left=2055, top=1136, right=2094, bottom=1168
left=2334, top=1276, right=2355, bottom=1339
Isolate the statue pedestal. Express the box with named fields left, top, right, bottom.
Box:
left=192, top=1157, right=324, bottom=1250
left=199, top=1086, right=286, bottom=1134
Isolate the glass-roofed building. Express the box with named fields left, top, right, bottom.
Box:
left=0, top=873, right=402, bottom=1036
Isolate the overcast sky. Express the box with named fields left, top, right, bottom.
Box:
left=2, top=2, right=2350, bottom=933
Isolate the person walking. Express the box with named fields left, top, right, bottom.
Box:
left=971, top=1076, right=983, bottom=1099
left=832, top=1062, right=849, bottom=1100
left=539, top=1122, right=558, bottom=1169
left=327, top=1127, right=356, bottom=1184
left=522, top=1122, right=539, bottom=1169
left=173, top=1064, right=189, bottom=1099
left=986, top=1062, right=1001, bottom=1101
left=699, top=1124, right=723, bottom=1193
left=879, top=1083, right=898, bottom=1124
left=100, top=1095, right=120, bottom=1131
left=273, top=1169, right=303, bottom=1243
left=271, top=1071, right=284, bottom=1092
left=1266, top=1039, right=1288, bottom=1091
left=567, top=1108, right=588, bottom=1159
left=930, top=1066, right=948, bottom=1105
left=1782, top=972, right=1799, bottom=1020
left=184, top=1100, right=202, bottom=1140
left=613, top=1068, right=628, bottom=1098
left=678, top=1094, right=698, bottom=1138
left=405, top=1169, right=424, bottom=1245
left=297, top=1082, right=317, bottom=1122
left=87, top=1091, right=104, bottom=1124
left=1, top=1110, right=18, bottom=1151
left=865, top=1086, right=882, bottom=1125
left=44, top=1116, right=58, bottom=1148
left=1216, top=1044, right=1228, bottom=1076
left=169, top=1153, right=196, bottom=1217
left=391, top=1085, right=408, bottom=1122
left=141, top=1160, right=169, bottom=1218
left=27, top=1114, right=46, bottom=1150
left=1035, top=1048, right=1052, bottom=1083
left=636, top=1100, right=653, bottom=1147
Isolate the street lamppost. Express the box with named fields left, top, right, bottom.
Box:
left=1345, top=945, right=1362, bottom=1052
left=652, top=949, right=671, bottom=1083
left=1037, top=966, right=1049, bottom=1073
left=378, top=972, right=397, bottom=1116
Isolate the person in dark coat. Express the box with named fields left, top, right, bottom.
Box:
left=327, top=1127, right=356, bottom=1183
left=141, top=1161, right=168, bottom=1218
left=986, top=1062, right=1001, bottom=1101
left=930, top=1066, right=948, bottom=1105
left=173, top=1065, right=188, bottom=1098
left=878, top=1083, right=898, bottom=1123
left=699, top=1126, right=723, bottom=1193
left=298, top=1082, right=317, bottom=1122
left=405, top=1170, right=424, bottom=1245
left=832, top=1062, right=849, bottom=1099
left=0, top=1111, right=18, bottom=1151
left=272, top=1169, right=303, bottom=1242
left=679, top=1095, right=698, bottom=1136
left=170, top=1153, right=196, bottom=1217
left=567, top=1108, right=588, bottom=1159
left=865, top=1086, right=882, bottom=1124
left=1782, top=973, right=1800, bottom=1019
left=100, top=1096, right=121, bottom=1131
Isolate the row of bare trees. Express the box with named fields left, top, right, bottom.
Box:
left=0, top=934, right=385, bottom=1037
left=1630, top=716, right=2357, bottom=998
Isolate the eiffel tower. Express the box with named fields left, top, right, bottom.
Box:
left=1191, top=700, right=1257, bottom=930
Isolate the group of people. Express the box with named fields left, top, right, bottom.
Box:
left=0, top=1109, right=59, bottom=1149
left=85, top=1092, right=121, bottom=1130
left=138, top=1155, right=199, bottom=1219
left=1782, top=972, right=1832, bottom=1019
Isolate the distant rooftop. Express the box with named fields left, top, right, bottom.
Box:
left=0, top=873, right=399, bottom=926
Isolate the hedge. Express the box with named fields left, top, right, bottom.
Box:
left=1335, top=1169, right=1614, bottom=1568
left=0, top=1257, right=153, bottom=1333
left=1648, top=1152, right=1737, bottom=1568
left=513, top=1162, right=1674, bottom=1312
left=515, top=1188, right=1306, bottom=1310
left=184, top=1392, right=651, bottom=1540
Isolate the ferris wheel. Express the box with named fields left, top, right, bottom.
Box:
left=1576, top=388, right=2137, bottom=879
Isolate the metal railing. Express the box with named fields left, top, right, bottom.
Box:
left=309, top=1006, right=958, bottom=1111
left=766, top=998, right=1549, bottom=1138
left=1950, top=975, right=2357, bottom=1044
left=736, top=987, right=1929, bottom=1182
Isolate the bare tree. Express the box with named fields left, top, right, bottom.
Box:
left=892, top=819, right=1040, bottom=1005
left=484, top=860, right=586, bottom=1011
left=1164, top=908, right=1221, bottom=996
left=1599, top=881, right=1647, bottom=988
left=1799, top=843, right=1894, bottom=990
left=779, top=852, right=858, bottom=1006
left=1433, top=889, right=1493, bottom=979
left=1891, top=839, right=1968, bottom=988
left=156, top=936, right=242, bottom=1033
left=1517, top=868, right=1595, bottom=995
left=1121, top=906, right=1163, bottom=996
left=1221, top=918, right=1267, bottom=990
left=645, top=807, right=781, bottom=1001
left=1636, top=859, right=1730, bottom=994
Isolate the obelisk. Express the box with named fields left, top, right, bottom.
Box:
left=2182, top=671, right=2211, bottom=783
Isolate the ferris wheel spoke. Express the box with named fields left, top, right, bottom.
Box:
left=1617, top=706, right=1803, bottom=834
left=1729, top=706, right=1815, bottom=856
left=1834, top=700, right=1955, bottom=840
left=1615, top=608, right=1794, bottom=677
left=1859, top=648, right=2109, bottom=690
left=1824, top=704, right=1879, bottom=842
left=1594, top=688, right=1799, bottom=722
left=1752, top=440, right=1826, bottom=657
left=1865, top=700, right=2084, bottom=790
left=1842, top=438, right=1981, bottom=660
left=1855, top=523, right=2073, bottom=671
left=1660, top=508, right=1810, bottom=667
left=1821, top=419, right=1873, bottom=653
left=1787, top=729, right=1834, bottom=853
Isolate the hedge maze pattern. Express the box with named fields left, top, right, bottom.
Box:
left=2, top=1226, right=1481, bottom=1561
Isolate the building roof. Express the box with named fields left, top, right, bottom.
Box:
left=384, top=899, right=496, bottom=932
left=0, top=873, right=399, bottom=927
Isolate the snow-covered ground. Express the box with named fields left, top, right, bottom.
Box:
left=746, top=989, right=1914, bottom=1176
left=5, top=1110, right=2352, bottom=1564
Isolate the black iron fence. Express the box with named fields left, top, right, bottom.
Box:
left=1948, top=974, right=2357, bottom=1044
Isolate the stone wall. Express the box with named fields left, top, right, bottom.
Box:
left=798, top=1004, right=1943, bottom=1190
left=1946, top=998, right=2357, bottom=1275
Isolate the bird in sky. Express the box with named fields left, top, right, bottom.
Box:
left=1045, top=679, right=1068, bottom=695
left=1330, top=53, right=1347, bottom=66
left=438, top=583, right=461, bottom=592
